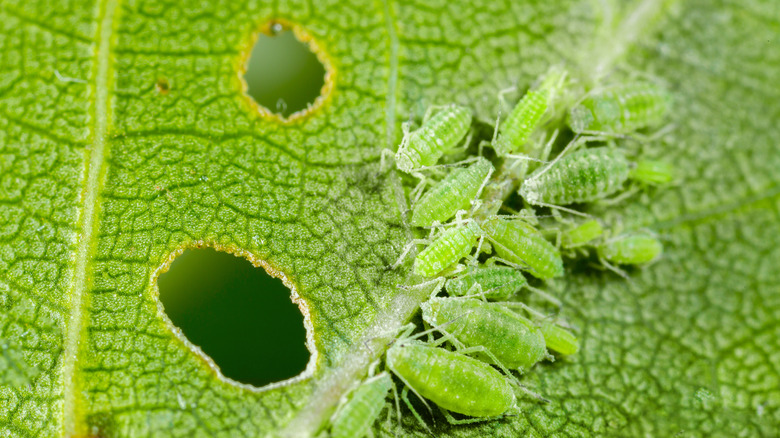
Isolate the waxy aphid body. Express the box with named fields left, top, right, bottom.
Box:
left=482, top=217, right=563, bottom=280
left=395, top=105, right=472, bottom=173
left=421, top=297, right=547, bottom=372
left=495, top=67, right=567, bottom=156
left=520, top=147, right=630, bottom=206
left=539, top=322, right=579, bottom=356
left=330, top=372, right=392, bottom=438
left=568, top=82, right=670, bottom=134
left=445, top=265, right=528, bottom=300
left=411, top=157, right=494, bottom=227
left=562, top=219, right=604, bottom=248
left=386, top=342, right=515, bottom=417
left=598, top=233, right=662, bottom=265
left=630, top=160, right=674, bottom=185
left=413, top=221, right=481, bottom=277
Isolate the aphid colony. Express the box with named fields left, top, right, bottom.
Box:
left=324, top=68, right=673, bottom=437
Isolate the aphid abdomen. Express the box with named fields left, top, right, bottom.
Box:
left=421, top=298, right=547, bottom=372
left=445, top=266, right=527, bottom=300
left=630, top=160, right=674, bottom=185
left=496, top=89, right=549, bottom=155
left=413, top=221, right=481, bottom=277
left=386, top=343, right=515, bottom=417
left=562, top=219, right=604, bottom=248
left=395, top=105, right=472, bottom=172
left=411, top=158, right=494, bottom=227
left=540, top=322, right=579, bottom=356
left=520, top=147, right=630, bottom=205
left=597, top=233, right=663, bottom=265
left=331, top=373, right=393, bottom=438
left=482, top=218, right=563, bottom=279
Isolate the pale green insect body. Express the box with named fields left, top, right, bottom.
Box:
left=386, top=342, right=516, bottom=417
left=597, top=233, right=663, bottom=265
left=330, top=372, right=393, bottom=438
left=395, top=105, right=472, bottom=173
left=445, top=265, right=528, bottom=300
left=539, top=322, right=579, bottom=356
left=568, top=82, right=670, bottom=134
left=630, top=160, right=674, bottom=185
left=420, top=297, right=548, bottom=372
left=562, top=219, right=604, bottom=248
left=520, top=147, right=631, bottom=206
left=495, top=67, right=567, bottom=156
left=482, top=217, right=564, bottom=280
left=413, top=221, right=481, bottom=277
left=410, top=157, right=494, bottom=227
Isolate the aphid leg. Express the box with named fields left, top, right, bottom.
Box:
left=389, top=239, right=431, bottom=270
left=500, top=301, right=548, bottom=320
left=525, top=285, right=562, bottom=307
left=388, top=381, right=402, bottom=436
left=597, top=255, right=630, bottom=280
left=597, top=186, right=639, bottom=206
left=534, top=202, right=592, bottom=219
left=496, top=86, right=518, bottom=111
left=400, top=386, right=434, bottom=434
left=439, top=407, right=502, bottom=425
left=422, top=104, right=453, bottom=122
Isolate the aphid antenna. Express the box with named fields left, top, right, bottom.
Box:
left=523, top=133, right=584, bottom=183
left=421, top=103, right=456, bottom=123
left=499, top=301, right=548, bottom=321
left=511, top=381, right=551, bottom=404
left=533, top=202, right=593, bottom=219
left=388, top=238, right=432, bottom=271
left=525, top=284, right=563, bottom=308
left=416, top=156, right=482, bottom=172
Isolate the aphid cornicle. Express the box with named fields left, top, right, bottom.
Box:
left=330, top=372, right=393, bottom=438
left=420, top=297, right=548, bottom=372
left=481, top=217, right=564, bottom=280
left=568, top=82, right=670, bottom=134
left=445, top=265, right=529, bottom=300
left=539, top=322, right=579, bottom=356
left=410, top=157, right=494, bottom=227
left=561, top=219, right=604, bottom=249
left=494, top=67, right=567, bottom=156
left=395, top=105, right=472, bottom=173
left=386, top=342, right=516, bottom=418
left=520, top=146, right=631, bottom=206
left=597, top=232, right=663, bottom=265
left=413, top=221, right=482, bottom=277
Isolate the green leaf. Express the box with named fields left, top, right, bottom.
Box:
left=1, top=0, right=778, bottom=437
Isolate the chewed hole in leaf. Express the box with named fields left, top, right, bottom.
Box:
left=156, top=247, right=311, bottom=388
left=244, top=21, right=328, bottom=119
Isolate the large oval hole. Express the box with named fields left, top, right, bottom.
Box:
left=157, top=248, right=310, bottom=387
left=244, top=23, right=327, bottom=119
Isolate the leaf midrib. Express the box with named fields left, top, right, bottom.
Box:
left=61, top=0, right=120, bottom=435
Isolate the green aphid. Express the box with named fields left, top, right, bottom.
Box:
left=520, top=146, right=631, bottom=206
left=568, top=82, right=670, bottom=134
left=539, top=322, right=579, bottom=356
left=494, top=66, right=567, bottom=156
left=597, top=232, right=663, bottom=266
left=395, top=105, right=472, bottom=173
left=386, top=341, right=516, bottom=420
left=561, top=219, right=604, bottom=249
left=482, top=217, right=564, bottom=280
left=630, top=160, right=674, bottom=185
left=413, top=221, right=482, bottom=277
left=330, top=372, right=393, bottom=438
left=445, top=265, right=529, bottom=300
left=410, top=157, right=494, bottom=228
left=420, top=297, right=548, bottom=372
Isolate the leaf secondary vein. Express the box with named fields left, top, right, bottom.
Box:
left=61, top=0, right=120, bottom=435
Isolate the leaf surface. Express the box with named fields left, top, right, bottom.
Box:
left=0, top=0, right=778, bottom=437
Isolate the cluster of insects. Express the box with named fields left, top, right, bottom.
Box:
left=323, top=66, right=673, bottom=437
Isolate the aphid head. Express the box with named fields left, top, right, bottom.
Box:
left=394, top=148, right=415, bottom=173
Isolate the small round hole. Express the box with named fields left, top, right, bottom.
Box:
left=244, top=24, right=327, bottom=118
left=157, top=248, right=310, bottom=387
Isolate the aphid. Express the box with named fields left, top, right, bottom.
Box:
left=539, top=322, right=579, bottom=356
left=481, top=217, right=564, bottom=280
left=413, top=221, right=482, bottom=277
left=561, top=219, right=604, bottom=249
left=494, top=66, right=567, bottom=156
left=597, top=232, right=663, bottom=266
left=445, top=265, right=529, bottom=300
left=395, top=105, right=472, bottom=174
left=329, top=372, right=393, bottom=438
left=420, top=297, right=549, bottom=372
left=568, top=82, right=670, bottom=134
left=519, top=146, right=631, bottom=207
left=630, top=160, right=674, bottom=185
left=410, top=157, right=494, bottom=228
left=386, top=340, right=516, bottom=420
